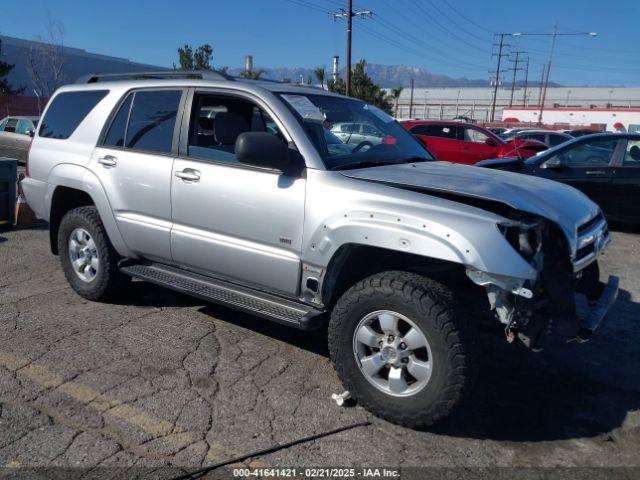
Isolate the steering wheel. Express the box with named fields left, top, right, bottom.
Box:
left=352, top=140, right=374, bottom=153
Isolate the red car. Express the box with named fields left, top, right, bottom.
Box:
left=402, top=120, right=548, bottom=165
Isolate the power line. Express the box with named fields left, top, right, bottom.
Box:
left=405, top=0, right=489, bottom=54
left=440, top=0, right=495, bottom=34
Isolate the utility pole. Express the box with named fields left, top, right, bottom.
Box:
left=508, top=51, right=524, bottom=108
left=537, top=65, right=546, bottom=107
left=522, top=56, right=529, bottom=107
left=331, top=2, right=373, bottom=97
left=490, top=33, right=510, bottom=122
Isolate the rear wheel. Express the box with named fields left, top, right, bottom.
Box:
left=328, top=271, right=477, bottom=428
left=58, top=206, right=129, bottom=301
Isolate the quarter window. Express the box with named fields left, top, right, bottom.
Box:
left=125, top=90, right=182, bottom=153
left=0, top=118, right=7, bottom=131
left=103, top=93, right=133, bottom=147
left=40, top=90, right=108, bottom=139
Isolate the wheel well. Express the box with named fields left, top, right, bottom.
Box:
left=49, top=187, right=95, bottom=255
left=321, top=244, right=479, bottom=308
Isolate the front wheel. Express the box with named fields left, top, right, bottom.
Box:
left=328, top=271, right=477, bottom=428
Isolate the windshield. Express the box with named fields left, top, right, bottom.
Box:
left=277, top=93, right=433, bottom=170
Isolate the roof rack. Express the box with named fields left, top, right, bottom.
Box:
left=76, top=70, right=234, bottom=84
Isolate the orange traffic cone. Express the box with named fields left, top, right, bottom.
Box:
left=15, top=193, right=37, bottom=228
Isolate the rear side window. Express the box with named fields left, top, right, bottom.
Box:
left=103, top=93, right=133, bottom=147
left=4, top=118, right=18, bottom=133
left=125, top=90, right=181, bottom=153
left=40, top=90, right=108, bottom=139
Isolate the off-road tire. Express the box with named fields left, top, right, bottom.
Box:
left=328, top=271, right=478, bottom=429
left=58, top=206, right=129, bottom=301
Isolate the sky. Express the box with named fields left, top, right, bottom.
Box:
left=1, top=0, right=639, bottom=86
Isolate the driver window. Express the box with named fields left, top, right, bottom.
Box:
left=623, top=140, right=640, bottom=166
left=562, top=139, right=618, bottom=167
left=464, top=128, right=490, bottom=143
left=188, top=94, right=286, bottom=164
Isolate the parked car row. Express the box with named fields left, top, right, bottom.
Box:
left=400, top=120, right=638, bottom=225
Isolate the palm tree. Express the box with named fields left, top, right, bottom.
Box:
left=313, top=66, right=326, bottom=89
left=390, top=87, right=403, bottom=118
left=240, top=69, right=264, bottom=80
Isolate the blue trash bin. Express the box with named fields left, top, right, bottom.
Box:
left=0, top=158, right=17, bottom=226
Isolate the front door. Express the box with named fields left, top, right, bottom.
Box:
left=461, top=126, right=499, bottom=164
left=170, top=91, right=305, bottom=296
left=537, top=137, right=621, bottom=215
left=610, top=138, right=640, bottom=222
left=90, top=88, right=185, bottom=262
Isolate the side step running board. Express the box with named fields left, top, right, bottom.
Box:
left=119, top=261, right=325, bottom=330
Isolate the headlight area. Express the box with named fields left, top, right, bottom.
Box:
left=470, top=216, right=618, bottom=350
left=497, top=219, right=545, bottom=271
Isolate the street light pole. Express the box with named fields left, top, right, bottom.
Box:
left=345, top=0, right=353, bottom=96
left=538, top=24, right=558, bottom=126
left=510, top=27, right=597, bottom=125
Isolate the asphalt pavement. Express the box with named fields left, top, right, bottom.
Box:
left=0, top=225, right=639, bottom=479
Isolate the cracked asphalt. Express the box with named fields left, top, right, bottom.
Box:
left=0, top=224, right=639, bottom=479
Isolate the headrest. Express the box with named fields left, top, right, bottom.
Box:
left=213, top=112, right=249, bottom=145
left=629, top=145, right=640, bottom=161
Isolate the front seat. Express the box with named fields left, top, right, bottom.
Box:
left=213, top=112, right=249, bottom=152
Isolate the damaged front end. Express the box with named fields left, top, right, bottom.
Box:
left=467, top=213, right=619, bottom=350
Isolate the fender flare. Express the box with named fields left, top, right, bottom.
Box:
left=45, top=163, right=135, bottom=258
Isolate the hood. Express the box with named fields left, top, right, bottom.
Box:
left=340, top=161, right=600, bottom=247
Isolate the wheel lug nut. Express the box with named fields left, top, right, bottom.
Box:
left=401, top=357, right=409, bottom=364
left=388, top=334, right=395, bottom=342
left=399, top=342, right=407, bottom=350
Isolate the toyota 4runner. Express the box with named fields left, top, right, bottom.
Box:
left=21, top=71, right=619, bottom=428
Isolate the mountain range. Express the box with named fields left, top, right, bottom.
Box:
left=227, top=63, right=559, bottom=88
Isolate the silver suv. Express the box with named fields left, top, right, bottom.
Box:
left=22, top=71, right=618, bottom=428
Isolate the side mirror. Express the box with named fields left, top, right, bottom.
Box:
left=485, top=137, right=499, bottom=147
left=235, top=132, right=289, bottom=172
left=26, top=129, right=35, bottom=138
left=541, top=155, right=564, bottom=169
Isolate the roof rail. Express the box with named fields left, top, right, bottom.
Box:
left=76, top=70, right=234, bottom=84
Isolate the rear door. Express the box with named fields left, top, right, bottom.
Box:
left=91, top=88, right=185, bottom=262
left=409, top=124, right=462, bottom=162
left=610, top=138, right=640, bottom=222
left=537, top=137, right=621, bottom=214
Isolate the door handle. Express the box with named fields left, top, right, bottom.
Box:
left=175, top=169, right=201, bottom=182
left=586, top=170, right=606, bottom=176
left=98, top=155, right=117, bottom=167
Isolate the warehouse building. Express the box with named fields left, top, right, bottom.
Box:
left=393, top=87, right=640, bottom=124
